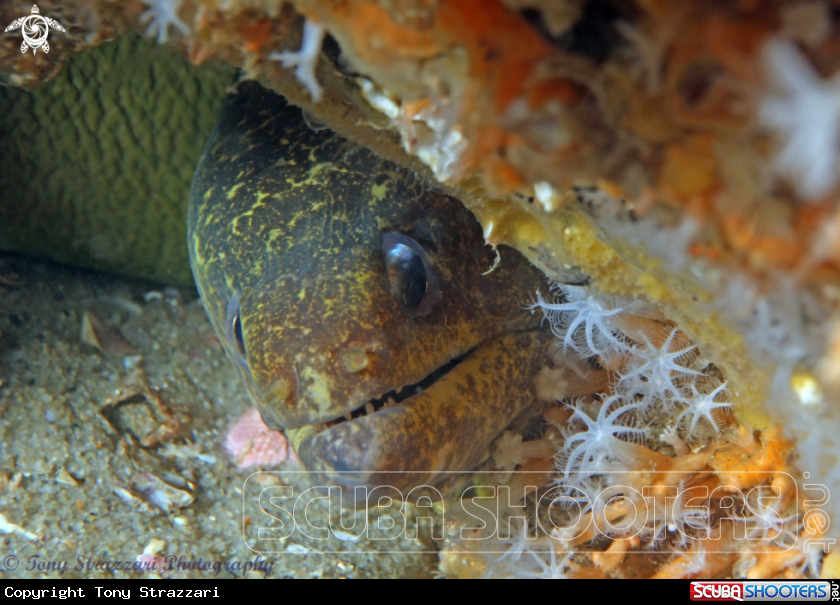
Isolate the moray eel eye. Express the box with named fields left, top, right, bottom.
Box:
left=233, top=313, right=245, bottom=356
left=225, top=291, right=248, bottom=367
left=382, top=233, right=440, bottom=317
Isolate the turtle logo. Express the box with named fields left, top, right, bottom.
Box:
left=4, top=5, right=65, bottom=55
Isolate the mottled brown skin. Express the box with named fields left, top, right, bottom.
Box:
left=188, top=81, right=553, bottom=490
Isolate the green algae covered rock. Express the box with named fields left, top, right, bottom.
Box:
left=0, top=34, right=235, bottom=286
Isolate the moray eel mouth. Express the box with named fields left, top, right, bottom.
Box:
left=280, top=330, right=553, bottom=491
left=320, top=351, right=468, bottom=431
left=188, top=81, right=554, bottom=490
left=284, top=350, right=469, bottom=465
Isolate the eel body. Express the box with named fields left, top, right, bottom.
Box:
left=188, top=81, right=554, bottom=490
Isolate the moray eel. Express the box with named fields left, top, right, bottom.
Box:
left=189, top=81, right=554, bottom=490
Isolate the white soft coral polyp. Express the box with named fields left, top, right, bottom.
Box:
left=618, top=327, right=701, bottom=405
left=676, top=381, right=732, bottom=437
left=270, top=20, right=327, bottom=102
left=528, top=283, right=630, bottom=359
left=558, top=395, right=648, bottom=478
left=139, top=0, right=190, bottom=44
left=760, top=38, right=840, bottom=200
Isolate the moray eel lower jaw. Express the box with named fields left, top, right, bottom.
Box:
left=284, top=329, right=553, bottom=491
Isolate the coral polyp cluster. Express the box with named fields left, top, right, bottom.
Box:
left=437, top=283, right=827, bottom=579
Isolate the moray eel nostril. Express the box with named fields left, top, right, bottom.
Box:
left=188, top=80, right=553, bottom=489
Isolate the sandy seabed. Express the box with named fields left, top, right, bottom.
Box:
left=0, top=253, right=437, bottom=579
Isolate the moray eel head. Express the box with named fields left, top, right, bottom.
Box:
left=189, top=82, right=552, bottom=489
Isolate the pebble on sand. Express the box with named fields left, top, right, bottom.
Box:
left=225, top=406, right=297, bottom=468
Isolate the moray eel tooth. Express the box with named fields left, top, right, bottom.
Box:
left=188, top=81, right=553, bottom=489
